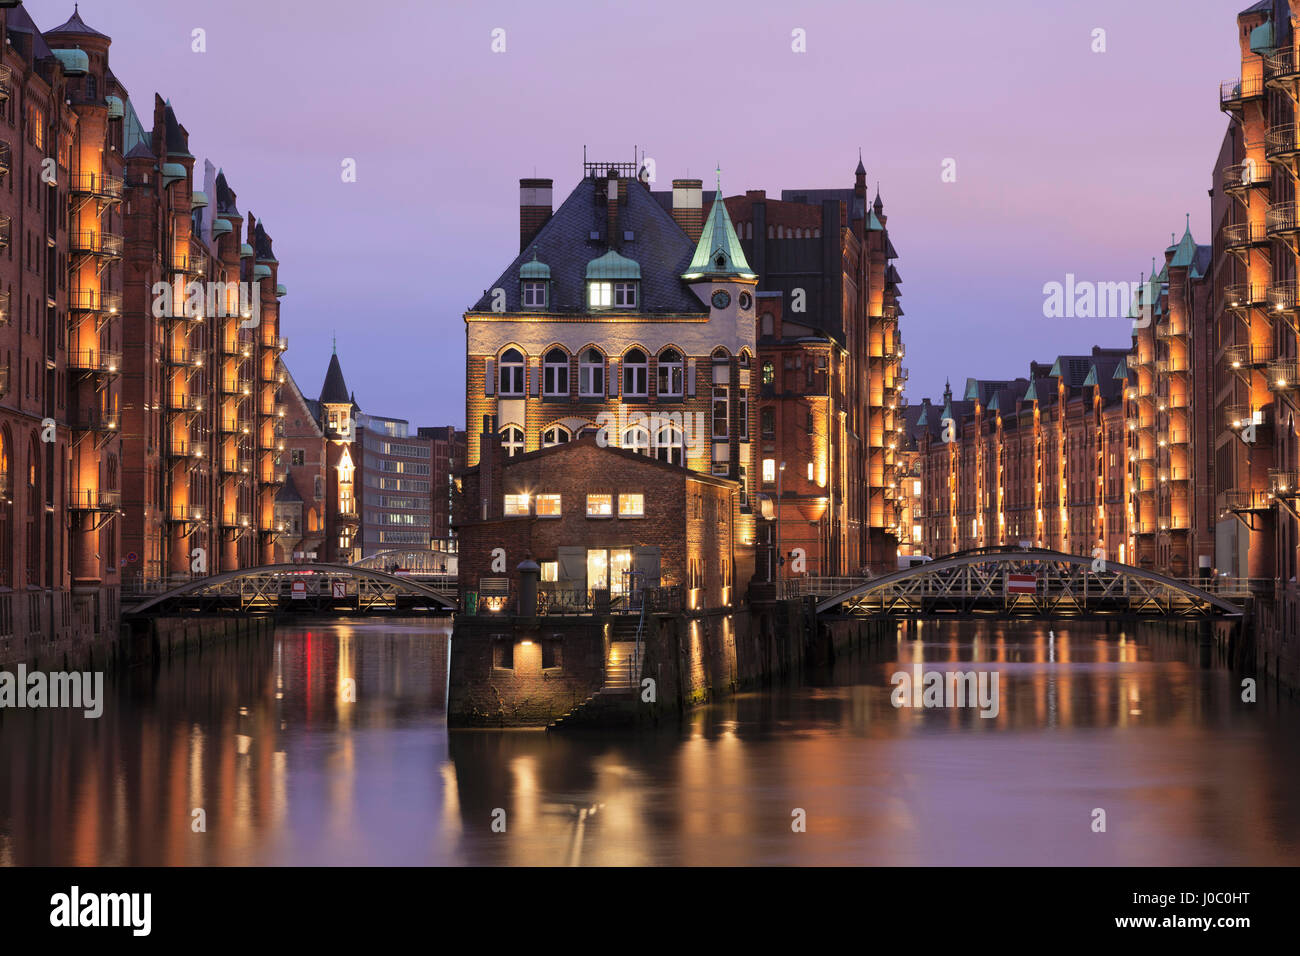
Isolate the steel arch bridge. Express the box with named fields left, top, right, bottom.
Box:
left=815, top=548, right=1246, bottom=619
left=351, top=549, right=455, bottom=574
left=124, top=564, right=456, bottom=617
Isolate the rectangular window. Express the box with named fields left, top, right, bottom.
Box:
left=493, top=641, right=514, bottom=670
left=540, top=561, right=558, bottom=582
left=738, top=464, right=748, bottom=507
left=586, top=493, right=613, bottom=517
left=535, top=493, right=562, bottom=517
left=291, top=449, right=305, bottom=466
left=618, top=493, right=644, bottom=517
left=762, top=458, right=776, bottom=483
left=522, top=281, right=547, bottom=308
left=761, top=407, right=775, bottom=440
left=738, top=389, right=748, bottom=439
left=503, top=494, right=530, bottom=516
left=579, top=361, right=604, bottom=396
left=614, top=282, right=637, bottom=308
left=712, top=386, right=729, bottom=439
left=588, top=281, right=612, bottom=309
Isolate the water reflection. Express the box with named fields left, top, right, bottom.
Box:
left=1, top=619, right=1297, bottom=865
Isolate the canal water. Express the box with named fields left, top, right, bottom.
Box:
left=1, top=618, right=1298, bottom=866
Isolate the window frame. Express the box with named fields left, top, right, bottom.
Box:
left=578, top=348, right=605, bottom=397
left=499, top=348, right=525, bottom=397
left=657, top=349, right=684, bottom=398
left=542, top=348, right=569, bottom=397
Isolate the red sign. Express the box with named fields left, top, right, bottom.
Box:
left=1006, top=573, right=1038, bottom=595
left=292, top=580, right=307, bottom=600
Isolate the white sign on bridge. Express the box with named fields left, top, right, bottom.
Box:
left=292, top=580, right=306, bottom=600
left=332, top=581, right=346, bottom=599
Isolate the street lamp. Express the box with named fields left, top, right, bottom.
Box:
left=776, top=461, right=786, bottom=595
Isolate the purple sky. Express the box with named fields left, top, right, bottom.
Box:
left=30, top=0, right=1245, bottom=422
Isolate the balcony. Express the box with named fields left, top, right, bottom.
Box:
left=166, top=505, right=205, bottom=524
left=68, top=288, right=122, bottom=314
left=1225, top=343, right=1273, bottom=369
left=67, top=349, right=121, bottom=375
left=1154, top=359, right=1188, bottom=377
left=1227, top=489, right=1274, bottom=513
left=171, top=241, right=210, bottom=278
left=69, top=231, right=123, bottom=259
left=0, top=215, right=10, bottom=250
left=0, top=290, right=8, bottom=326
left=336, top=505, right=360, bottom=525
left=0, top=141, right=9, bottom=180
left=165, top=347, right=204, bottom=369
left=0, top=65, right=10, bottom=102
left=1267, top=359, right=1298, bottom=391
left=167, top=438, right=203, bottom=460
left=1269, top=471, right=1299, bottom=496
left=1224, top=220, right=1269, bottom=250
left=221, top=456, right=254, bottom=475
left=1266, top=201, right=1300, bottom=241
left=1222, top=74, right=1267, bottom=109
left=220, top=512, right=253, bottom=530
left=260, top=468, right=287, bottom=487
left=69, top=171, right=124, bottom=201
left=1225, top=404, right=1270, bottom=433
left=1266, top=48, right=1300, bottom=87
left=1224, top=161, right=1269, bottom=196
left=1156, top=319, right=1189, bottom=339
left=68, top=407, right=119, bottom=433
left=1225, top=283, right=1268, bottom=311
left=165, top=392, right=200, bottom=413
left=218, top=415, right=242, bottom=434
left=68, top=489, right=121, bottom=512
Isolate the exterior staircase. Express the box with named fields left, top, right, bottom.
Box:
left=547, top=620, right=644, bottom=731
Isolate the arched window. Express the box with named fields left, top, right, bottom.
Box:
left=623, top=348, right=648, bottom=397
left=579, top=347, right=605, bottom=397
left=739, top=349, right=752, bottom=368
left=499, top=347, right=525, bottom=396
left=622, top=424, right=650, bottom=455
left=762, top=361, right=775, bottom=386
left=653, top=423, right=685, bottom=465
left=657, top=348, right=683, bottom=398
left=543, top=348, right=569, bottom=397
left=501, top=426, right=525, bottom=457
left=541, top=425, right=571, bottom=448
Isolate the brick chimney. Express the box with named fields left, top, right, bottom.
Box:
left=606, top=170, right=620, bottom=246
left=672, top=179, right=703, bottom=242
left=519, top=179, right=553, bottom=252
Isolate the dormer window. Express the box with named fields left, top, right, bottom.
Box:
left=585, top=249, right=641, bottom=312
left=588, top=281, right=613, bottom=309
left=520, top=252, right=550, bottom=310
left=522, top=281, right=547, bottom=308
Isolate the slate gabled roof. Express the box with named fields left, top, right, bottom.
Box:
left=470, top=176, right=706, bottom=315
left=254, top=222, right=277, bottom=262
left=163, top=102, right=192, bottom=158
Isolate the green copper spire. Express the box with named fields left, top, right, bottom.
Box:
left=682, top=180, right=756, bottom=280
left=1171, top=216, right=1198, bottom=268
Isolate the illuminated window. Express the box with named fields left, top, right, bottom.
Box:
left=761, top=361, right=774, bottom=386
left=504, top=494, right=530, bottom=516
left=579, top=348, right=605, bottom=396
left=586, top=493, right=613, bottom=517
left=587, top=281, right=613, bottom=309
left=807, top=461, right=813, bottom=481
left=535, top=493, right=562, bottom=517
left=619, top=493, right=644, bottom=517
left=762, top=458, right=776, bottom=483
left=540, top=561, right=558, bottom=582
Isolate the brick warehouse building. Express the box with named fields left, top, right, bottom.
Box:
left=464, top=158, right=759, bottom=585
left=0, top=5, right=129, bottom=657
left=912, top=347, right=1130, bottom=562
left=708, top=158, right=907, bottom=576
left=119, top=101, right=289, bottom=589
left=456, top=432, right=741, bottom=613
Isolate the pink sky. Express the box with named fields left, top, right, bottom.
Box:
left=28, top=0, right=1247, bottom=421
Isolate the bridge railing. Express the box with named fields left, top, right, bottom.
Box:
left=781, top=576, right=874, bottom=599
